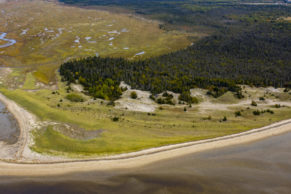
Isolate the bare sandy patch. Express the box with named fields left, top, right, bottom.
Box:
left=71, top=83, right=83, bottom=92
left=115, top=89, right=156, bottom=112
left=115, top=82, right=156, bottom=112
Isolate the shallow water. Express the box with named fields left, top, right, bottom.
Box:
left=0, top=32, right=16, bottom=48
left=0, top=101, right=20, bottom=144
left=1, top=131, right=291, bottom=193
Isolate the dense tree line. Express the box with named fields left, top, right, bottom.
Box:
left=59, top=0, right=291, bottom=32
left=60, top=56, right=241, bottom=101
left=60, top=21, right=291, bottom=101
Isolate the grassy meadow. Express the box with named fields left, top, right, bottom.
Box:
left=0, top=74, right=290, bottom=157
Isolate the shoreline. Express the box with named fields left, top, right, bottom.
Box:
left=0, top=93, right=37, bottom=161
left=0, top=92, right=291, bottom=176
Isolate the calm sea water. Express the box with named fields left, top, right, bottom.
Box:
left=0, top=101, right=19, bottom=144
left=0, top=131, right=291, bottom=193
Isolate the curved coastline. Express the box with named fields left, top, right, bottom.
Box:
left=0, top=101, right=20, bottom=144
left=0, top=92, right=291, bottom=176
left=0, top=93, right=37, bottom=161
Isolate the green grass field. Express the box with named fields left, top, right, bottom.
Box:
left=1, top=77, right=290, bottom=157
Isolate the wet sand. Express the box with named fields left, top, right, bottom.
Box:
left=1, top=131, right=291, bottom=193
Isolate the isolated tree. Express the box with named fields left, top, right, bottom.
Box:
left=130, top=91, right=138, bottom=99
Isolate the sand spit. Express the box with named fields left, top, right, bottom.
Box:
left=0, top=97, right=290, bottom=176
left=0, top=93, right=35, bottom=161
left=0, top=93, right=61, bottom=162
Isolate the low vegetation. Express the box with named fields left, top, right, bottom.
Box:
left=253, top=109, right=274, bottom=116
left=1, top=71, right=291, bottom=157
left=235, top=111, right=242, bottom=117
left=130, top=91, right=137, bottom=99
left=251, top=101, right=257, bottom=107
left=66, top=93, right=84, bottom=102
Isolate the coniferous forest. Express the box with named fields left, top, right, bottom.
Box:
left=60, top=21, right=291, bottom=101
left=59, top=0, right=291, bottom=102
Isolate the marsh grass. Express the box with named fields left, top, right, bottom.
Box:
left=0, top=0, right=191, bottom=83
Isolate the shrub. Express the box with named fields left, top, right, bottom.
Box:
left=259, top=97, right=265, bottom=101
left=112, top=116, right=119, bottom=122
left=149, top=94, right=155, bottom=101
left=66, top=86, right=72, bottom=93
left=235, top=111, right=241, bottom=117
left=107, top=101, right=115, bottom=106
left=156, top=97, right=174, bottom=105
left=274, top=104, right=281, bottom=108
left=130, top=91, right=138, bottom=99
left=121, top=87, right=128, bottom=92
left=179, top=91, right=198, bottom=104
left=206, top=86, right=227, bottom=98
left=253, top=110, right=261, bottom=115
left=156, top=98, right=164, bottom=104
left=222, top=116, right=227, bottom=122
left=162, top=92, right=173, bottom=98
left=251, top=101, right=257, bottom=106
left=66, top=94, right=84, bottom=102
left=235, top=91, right=245, bottom=99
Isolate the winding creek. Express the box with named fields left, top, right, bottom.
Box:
left=0, top=32, right=16, bottom=48
left=0, top=100, right=20, bottom=144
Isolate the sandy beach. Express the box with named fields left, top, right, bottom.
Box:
left=0, top=91, right=291, bottom=176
